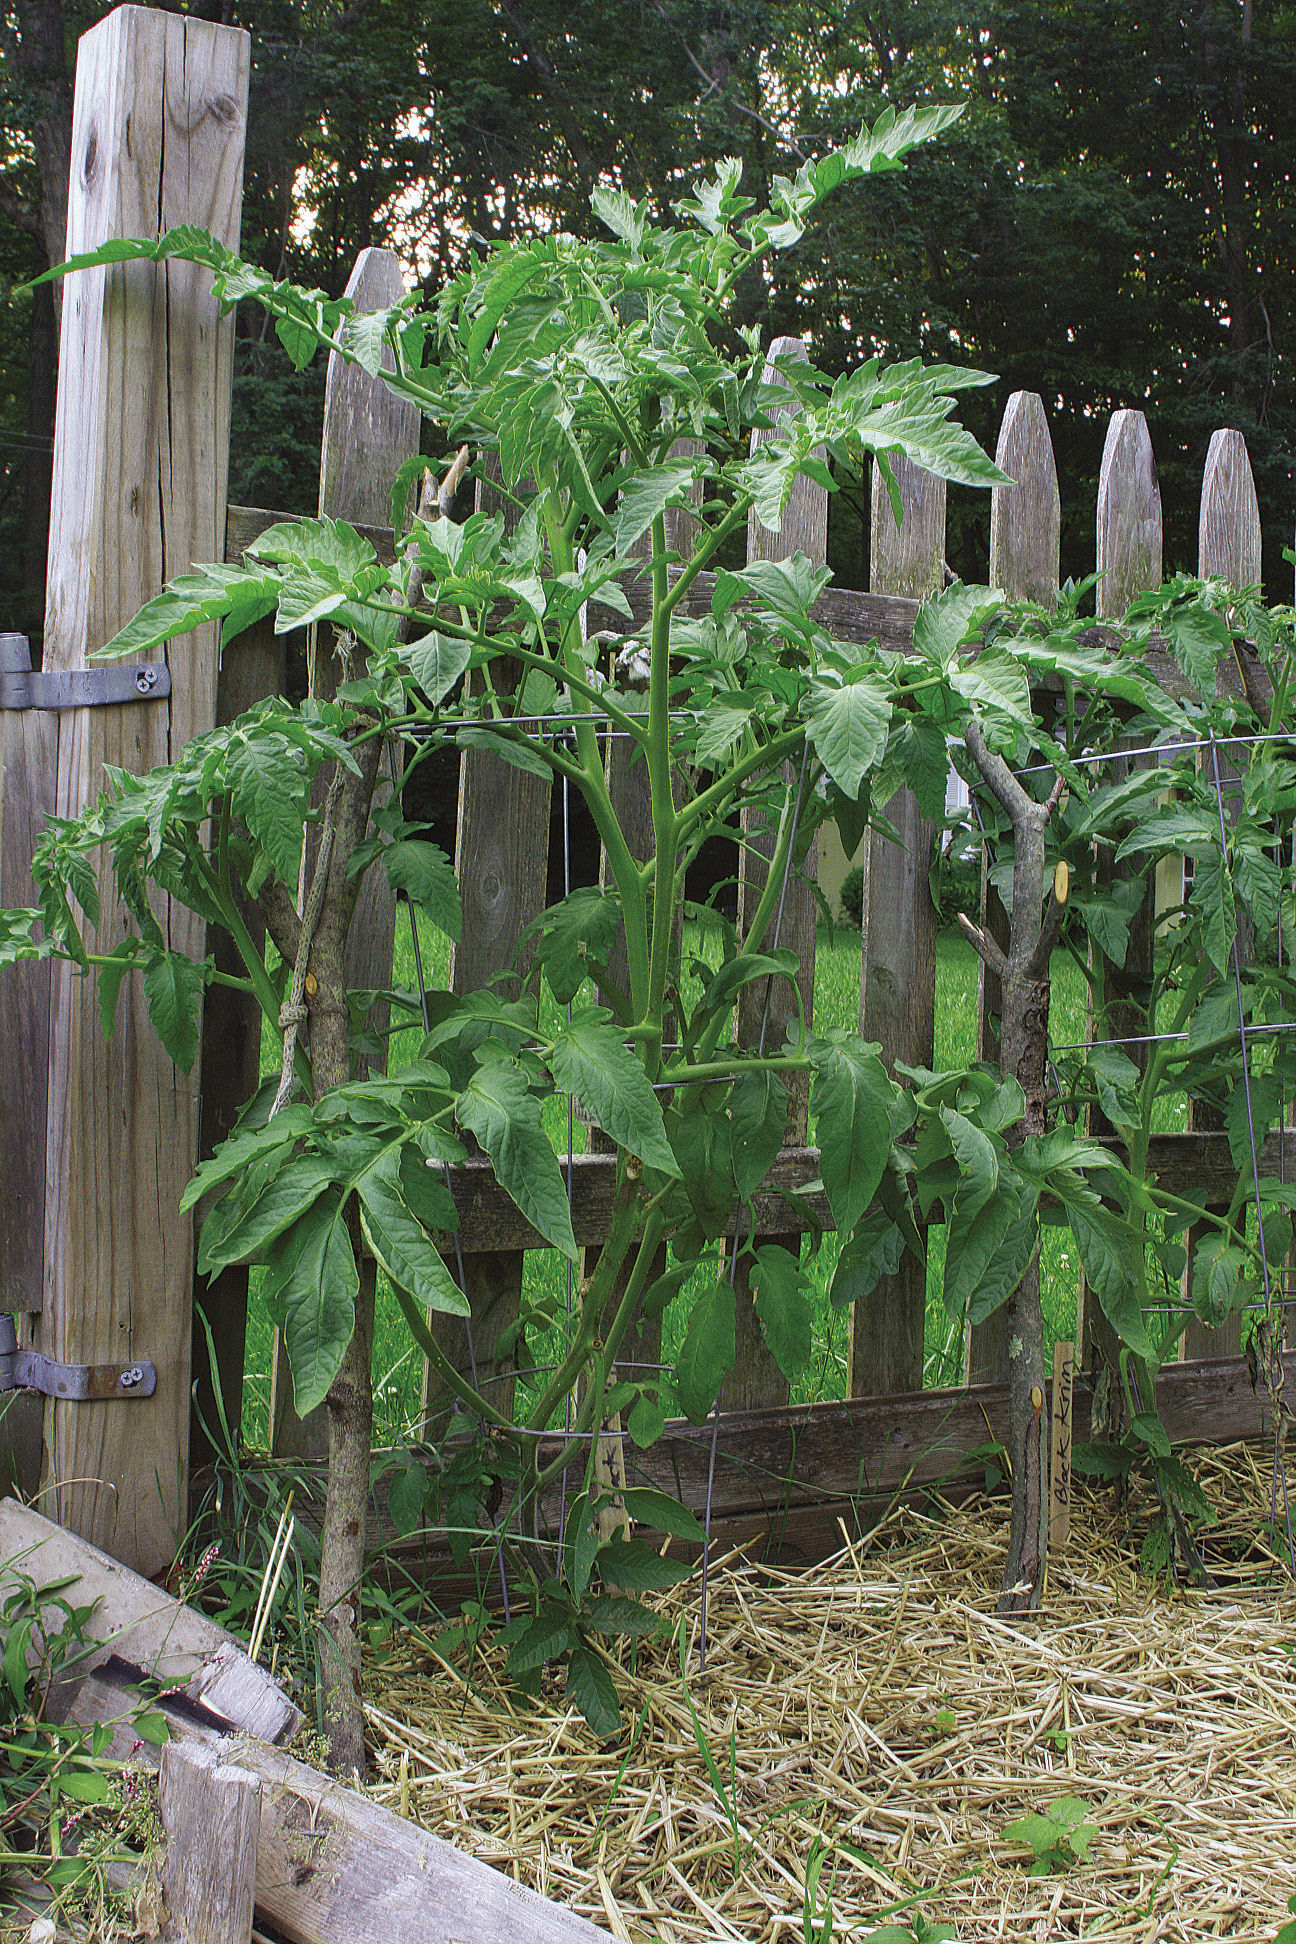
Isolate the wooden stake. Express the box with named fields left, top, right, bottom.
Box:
left=270, top=244, right=420, bottom=1463
left=161, top=1741, right=262, bottom=1944
left=852, top=454, right=944, bottom=1399
left=729, top=338, right=826, bottom=1411
left=1049, top=1339, right=1074, bottom=1552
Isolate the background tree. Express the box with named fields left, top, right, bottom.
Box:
left=3, top=2, right=1291, bottom=641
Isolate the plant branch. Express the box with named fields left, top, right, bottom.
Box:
left=958, top=911, right=1010, bottom=982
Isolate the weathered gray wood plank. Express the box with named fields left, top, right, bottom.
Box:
left=0, top=1498, right=299, bottom=1743
left=39, top=8, right=249, bottom=1575
left=68, top=1675, right=613, bottom=1944
left=0, top=636, right=56, bottom=1320
left=1184, top=426, right=1263, bottom=1363
left=1081, top=409, right=1163, bottom=1402
left=437, top=1129, right=1291, bottom=1254
left=225, top=506, right=1255, bottom=709
left=424, top=459, right=550, bottom=1431
left=271, top=246, right=419, bottom=1462
left=193, top=617, right=283, bottom=1478
left=160, top=1741, right=261, bottom=1944
left=197, top=1353, right=1294, bottom=1584
left=728, top=339, right=825, bottom=1410
left=852, top=455, right=944, bottom=1399
left=968, top=392, right=1061, bottom=1383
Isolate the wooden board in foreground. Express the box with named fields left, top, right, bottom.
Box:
left=0, top=1499, right=298, bottom=1744
left=68, top=1669, right=613, bottom=1944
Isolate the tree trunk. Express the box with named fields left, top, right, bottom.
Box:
left=305, top=732, right=384, bottom=1775
left=998, top=965, right=1050, bottom=1612
left=962, top=718, right=1060, bottom=1614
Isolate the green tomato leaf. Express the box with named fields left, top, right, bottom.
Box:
left=750, top=1243, right=812, bottom=1382
left=275, top=1190, right=359, bottom=1416
left=356, top=1153, right=470, bottom=1316
left=143, top=950, right=207, bottom=1074
left=809, top=1035, right=895, bottom=1233
left=1068, top=1202, right=1154, bottom=1362
left=729, top=1069, right=788, bottom=1201
left=594, top=1538, right=691, bottom=1592
left=198, top=1156, right=335, bottom=1272
left=226, top=737, right=307, bottom=887
left=615, top=452, right=706, bottom=552
left=548, top=1006, right=678, bottom=1175
left=802, top=671, right=891, bottom=798
left=830, top=1211, right=905, bottom=1307
left=618, top=1488, right=705, bottom=1541
left=383, top=840, right=462, bottom=942
left=403, top=631, right=472, bottom=706
left=673, top=1278, right=736, bottom=1423
left=1190, top=1233, right=1248, bottom=1329
left=566, top=1645, right=622, bottom=1738
left=458, top=1053, right=578, bottom=1260
left=528, top=888, right=624, bottom=1004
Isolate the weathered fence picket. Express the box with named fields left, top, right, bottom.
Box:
left=967, top=390, right=1061, bottom=1385
left=35, top=7, right=248, bottom=1574
left=725, top=338, right=827, bottom=1411
left=268, top=245, right=420, bottom=1462
left=1080, top=410, right=1164, bottom=1417
left=421, top=461, right=553, bottom=1433
left=1183, top=427, right=1265, bottom=1362
left=851, top=455, right=945, bottom=1397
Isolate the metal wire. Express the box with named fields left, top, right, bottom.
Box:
left=1052, top=1020, right=1296, bottom=1055
left=1014, top=727, right=1296, bottom=778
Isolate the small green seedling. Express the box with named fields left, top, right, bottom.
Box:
left=863, top=1917, right=955, bottom=1943
left=1001, top=1794, right=1097, bottom=1875
left=1274, top=1892, right=1296, bottom=1944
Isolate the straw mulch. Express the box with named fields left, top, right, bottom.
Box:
left=366, top=1443, right=1296, bottom=1942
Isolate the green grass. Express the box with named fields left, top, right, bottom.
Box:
left=238, top=917, right=1104, bottom=1448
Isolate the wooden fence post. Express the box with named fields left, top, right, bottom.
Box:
left=967, top=391, right=1061, bottom=1383
left=724, top=338, right=826, bottom=1410
left=269, top=246, right=420, bottom=1461
left=39, top=7, right=248, bottom=1575
left=1182, top=427, right=1263, bottom=1362
left=850, top=455, right=944, bottom=1398
left=1080, top=408, right=1162, bottom=1412
left=0, top=634, right=56, bottom=1495
left=160, top=1741, right=262, bottom=1944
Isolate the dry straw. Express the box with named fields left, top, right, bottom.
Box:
left=366, top=1441, right=1296, bottom=1942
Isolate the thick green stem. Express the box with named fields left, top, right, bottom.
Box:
left=532, top=1208, right=667, bottom=1498
left=526, top=1190, right=648, bottom=1433
left=644, top=510, right=680, bottom=1066
left=661, top=494, right=754, bottom=619
left=536, top=474, right=652, bottom=1012
left=676, top=728, right=805, bottom=841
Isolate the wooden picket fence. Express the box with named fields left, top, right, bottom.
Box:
left=1, top=5, right=1292, bottom=1584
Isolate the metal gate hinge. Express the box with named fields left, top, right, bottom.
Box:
left=0, top=633, right=170, bottom=711
left=0, top=1316, right=156, bottom=1402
